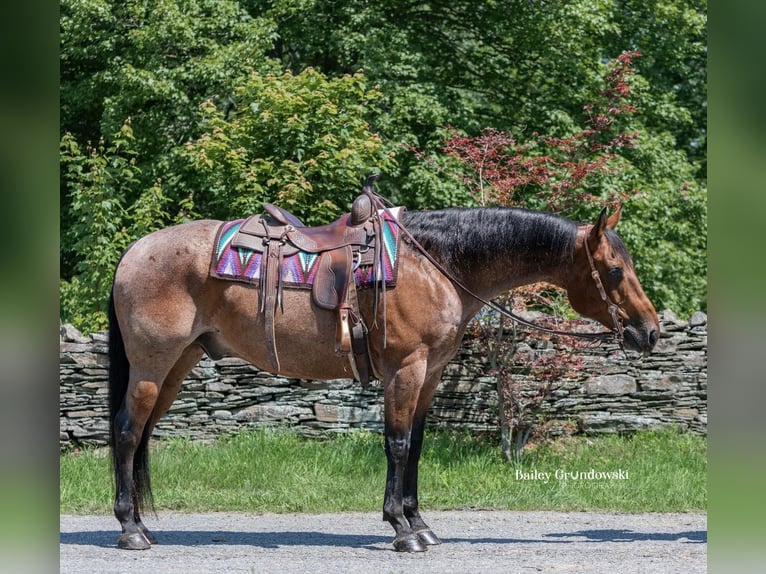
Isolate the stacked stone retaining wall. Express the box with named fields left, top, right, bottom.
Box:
left=59, top=310, right=707, bottom=449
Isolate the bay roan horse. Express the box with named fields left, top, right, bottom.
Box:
left=108, top=201, right=659, bottom=552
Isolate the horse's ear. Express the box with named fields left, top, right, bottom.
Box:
left=588, top=207, right=609, bottom=244
left=606, top=204, right=622, bottom=229
left=588, top=205, right=621, bottom=245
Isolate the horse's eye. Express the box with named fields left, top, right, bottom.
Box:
left=608, top=266, right=623, bottom=281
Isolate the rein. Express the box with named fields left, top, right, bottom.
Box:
left=365, top=186, right=624, bottom=348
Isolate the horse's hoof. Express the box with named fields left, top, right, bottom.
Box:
left=117, top=531, right=151, bottom=550
left=393, top=534, right=427, bottom=553
left=141, top=529, right=158, bottom=545
left=415, top=529, right=442, bottom=546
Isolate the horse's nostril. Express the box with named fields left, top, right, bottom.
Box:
left=648, top=328, right=658, bottom=347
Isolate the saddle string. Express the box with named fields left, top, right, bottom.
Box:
left=363, top=188, right=623, bottom=347
left=258, top=218, right=269, bottom=313
left=360, top=177, right=391, bottom=348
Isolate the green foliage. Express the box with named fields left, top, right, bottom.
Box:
left=59, top=0, right=706, bottom=328
left=181, top=68, right=397, bottom=224
left=60, top=122, right=193, bottom=333
left=608, top=0, right=707, bottom=172
left=61, top=0, right=277, bottom=160
left=60, top=0, right=277, bottom=286
left=59, top=126, right=136, bottom=331
left=393, top=154, right=475, bottom=211
left=434, top=53, right=707, bottom=315
left=617, top=132, right=708, bottom=315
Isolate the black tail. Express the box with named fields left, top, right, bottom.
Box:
left=108, top=288, right=154, bottom=513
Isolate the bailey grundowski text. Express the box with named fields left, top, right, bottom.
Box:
left=514, top=469, right=629, bottom=484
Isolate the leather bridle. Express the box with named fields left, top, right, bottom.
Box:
left=366, top=187, right=625, bottom=348
left=582, top=226, right=626, bottom=348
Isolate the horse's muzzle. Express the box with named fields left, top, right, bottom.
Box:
left=623, top=322, right=659, bottom=354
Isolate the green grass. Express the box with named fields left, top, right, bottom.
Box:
left=60, top=428, right=706, bottom=514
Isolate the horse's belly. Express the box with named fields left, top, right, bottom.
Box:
left=209, top=285, right=363, bottom=380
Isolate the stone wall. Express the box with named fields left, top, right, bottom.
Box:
left=59, top=310, right=707, bottom=449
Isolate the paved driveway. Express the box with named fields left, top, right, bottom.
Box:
left=60, top=510, right=706, bottom=573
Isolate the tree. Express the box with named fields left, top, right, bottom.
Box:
left=253, top=0, right=706, bottom=206
left=60, top=122, right=193, bottom=332
left=429, top=52, right=704, bottom=459
left=429, top=52, right=706, bottom=316
left=472, top=288, right=589, bottom=462
left=61, top=0, right=276, bottom=159
left=59, top=1, right=706, bottom=329
left=608, top=0, right=707, bottom=175
left=60, top=0, right=277, bottom=278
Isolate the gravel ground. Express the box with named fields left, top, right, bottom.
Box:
left=60, top=510, right=706, bottom=574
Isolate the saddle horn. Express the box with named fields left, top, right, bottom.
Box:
left=362, top=173, right=379, bottom=194
left=351, top=173, right=379, bottom=226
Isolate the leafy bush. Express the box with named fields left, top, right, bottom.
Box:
left=181, top=68, right=397, bottom=225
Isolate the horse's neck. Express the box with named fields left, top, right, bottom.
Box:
left=486, top=258, right=569, bottom=293
left=405, top=207, right=577, bottom=304
left=453, top=253, right=571, bottom=317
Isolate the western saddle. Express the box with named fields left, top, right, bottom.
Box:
left=228, top=177, right=396, bottom=385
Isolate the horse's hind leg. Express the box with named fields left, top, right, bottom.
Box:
left=129, top=345, right=205, bottom=546
left=113, top=367, right=163, bottom=550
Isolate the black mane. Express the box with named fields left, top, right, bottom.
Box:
left=401, top=207, right=579, bottom=273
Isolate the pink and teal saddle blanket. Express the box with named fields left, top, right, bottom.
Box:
left=210, top=213, right=401, bottom=289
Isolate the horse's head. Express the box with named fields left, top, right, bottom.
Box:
left=567, top=206, right=660, bottom=354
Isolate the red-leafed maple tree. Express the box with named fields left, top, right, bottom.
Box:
left=437, top=52, right=643, bottom=461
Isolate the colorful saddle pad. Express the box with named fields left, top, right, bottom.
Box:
left=210, top=211, right=401, bottom=289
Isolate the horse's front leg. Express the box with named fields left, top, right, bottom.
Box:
left=401, top=369, right=443, bottom=546
left=384, top=427, right=427, bottom=552
left=382, top=359, right=428, bottom=552
left=402, top=411, right=441, bottom=546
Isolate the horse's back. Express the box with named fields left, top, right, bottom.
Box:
left=115, top=219, right=220, bottom=293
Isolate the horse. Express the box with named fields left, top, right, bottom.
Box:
left=107, top=196, right=659, bottom=553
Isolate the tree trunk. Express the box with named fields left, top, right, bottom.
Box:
left=497, top=385, right=513, bottom=463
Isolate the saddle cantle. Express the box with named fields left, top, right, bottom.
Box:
left=210, top=183, right=403, bottom=386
